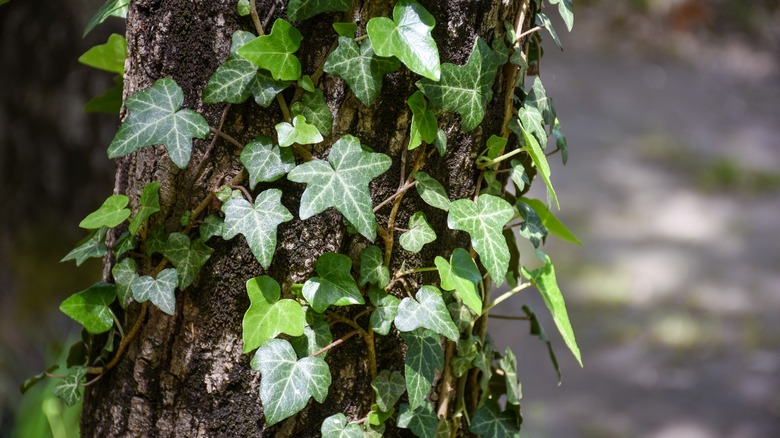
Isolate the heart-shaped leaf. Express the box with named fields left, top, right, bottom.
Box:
left=79, top=195, right=131, bottom=229
left=401, top=329, right=443, bottom=410
left=242, top=276, right=306, bottom=353
left=435, top=248, right=482, bottom=314
left=395, top=286, right=458, bottom=342
left=332, top=22, right=358, bottom=38
left=59, top=283, right=117, bottom=334
left=323, top=37, right=400, bottom=106
left=372, top=369, right=406, bottom=412
left=414, top=171, right=450, bottom=211
left=359, top=245, right=390, bottom=288
left=128, top=182, right=160, bottom=235
left=368, top=286, right=400, bottom=336
left=290, top=311, right=333, bottom=358
left=470, top=400, right=521, bottom=437
left=275, top=114, right=324, bottom=147
left=199, top=214, right=224, bottom=241
left=397, top=402, right=440, bottom=438
left=112, top=257, right=137, bottom=308
left=287, top=0, right=351, bottom=21
left=399, top=211, right=436, bottom=253
left=321, top=413, right=364, bottom=438
left=302, top=252, right=363, bottom=313
left=78, top=33, right=126, bottom=74
left=238, top=19, right=303, bottom=81
left=131, top=268, right=178, bottom=315
left=520, top=197, right=581, bottom=245
left=241, top=136, right=296, bottom=189
left=161, top=233, right=213, bottom=289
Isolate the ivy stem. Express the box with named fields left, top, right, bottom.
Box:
left=365, top=328, right=377, bottom=379
left=480, top=147, right=526, bottom=168
left=436, top=341, right=456, bottom=417
left=373, top=180, right=416, bottom=213
left=232, top=184, right=253, bottom=204
left=383, top=147, right=426, bottom=266
left=500, top=0, right=531, bottom=139
left=395, top=266, right=437, bottom=278
left=111, top=311, right=126, bottom=339
left=481, top=282, right=532, bottom=315
left=292, top=144, right=314, bottom=161
left=208, top=126, right=244, bottom=150
left=326, top=310, right=366, bottom=335
left=249, top=0, right=264, bottom=36
left=311, top=329, right=359, bottom=357
left=194, top=104, right=232, bottom=178
left=354, top=34, right=368, bottom=42
left=276, top=94, right=292, bottom=122
left=86, top=302, right=148, bottom=375
left=517, top=25, right=543, bottom=40
left=488, top=314, right=531, bottom=321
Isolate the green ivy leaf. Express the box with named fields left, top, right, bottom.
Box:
left=537, top=12, right=562, bottom=51
left=447, top=194, right=514, bottom=284
left=238, top=19, right=303, bottom=81
left=237, top=0, right=250, bottom=16
left=359, top=245, right=390, bottom=288
left=372, top=369, right=406, bottom=412
left=520, top=197, right=581, bottom=245
left=517, top=105, right=545, bottom=144
left=435, top=248, right=482, bottom=315
left=485, top=134, right=507, bottom=160
left=251, top=339, right=331, bottom=426
left=333, top=22, right=358, bottom=38
left=400, top=211, right=436, bottom=253
left=54, top=367, right=86, bottom=407
left=395, top=286, right=458, bottom=342
left=242, top=276, right=306, bottom=353
left=366, top=0, right=440, bottom=80
left=302, top=252, right=364, bottom=313
left=499, top=347, right=522, bottom=406
left=368, top=404, right=395, bottom=426
left=451, top=336, right=479, bottom=378
left=113, top=230, right=135, bottom=260
left=161, top=233, right=213, bottom=289
left=522, top=252, right=582, bottom=366
left=298, top=75, right=315, bottom=92
left=59, top=283, right=117, bottom=334
left=401, top=329, right=443, bottom=410
left=290, top=89, right=333, bottom=136
left=549, top=0, right=574, bottom=31
left=398, top=402, right=438, bottom=438
left=480, top=170, right=503, bottom=196
left=416, top=38, right=501, bottom=132
left=275, top=115, right=324, bottom=147
left=108, top=78, right=209, bottom=168
left=470, top=400, right=521, bottom=438
left=512, top=121, right=559, bottom=208
left=79, top=195, right=131, bottom=229
left=83, top=0, right=128, bottom=37
left=61, top=227, right=107, bottom=266
left=203, top=31, right=264, bottom=104
left=78, top=33, right=126, bottom=74
left=112, top=257, right=137, bottom=308
left=84, top=80, right=123, bottom=114
left=221, top=189, right=293, bottom=269
left=527, top=76, right=555, bottom=125
left=145, top=225, right=166, bottom=256
left=413, top=171, right=450, bottom=211
left=552, top=117, right=568, bottom=164
left=433, top=128, right=447, bottom=156
left=368, top=286, right=400, bottom=336
left=288, top=135, right=392, bottom=240
left=321, top=413, right=364, bottom=438
left=509, top=159, right=530, bottom=192
left=290, top=311, right=333, bottom=358
left=129, top=182, right=160, bottom=235
left=407, top=91, right=437, bottom=149
left=131, top=268, right=178, bottom=315
left=516, top=201, right=547, bottom=248
left=323, top=37, right=400, bottom=106
left=241, top=136, right=296, bottom=189
left=287, top=0, right=351, bottom=21
left=199, top=214, right=224, bottom=241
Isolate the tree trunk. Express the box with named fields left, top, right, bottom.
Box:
left=81, top=0, right=521, bottom=436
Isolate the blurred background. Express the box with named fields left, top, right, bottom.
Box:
left=1, top=0, right=778, bottom=436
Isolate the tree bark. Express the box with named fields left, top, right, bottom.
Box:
left=81, top=0, right=520, bottom=436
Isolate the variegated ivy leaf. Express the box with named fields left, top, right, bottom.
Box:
left=251, top=339, right=331, bottom=426
left=366, top=0, right=440, bottom=81
left=287, top=0, right=351, bottom=21
left=399, top=211, right=436, bottom=253
left=516, top=200, right=547, bottom=248
left=520, top=197, right=582, bottom=245
left=512, top=121, right=559, bottom=208
left=59, top=283, right=117, bottom=334
left=400, top=329, right=443, bottom=410
left=145, top=225, right=166, bottom=256
left=290, top=89, right=333, bottom=136
left=129, top=182, right=160, bottom=235
left=287, top=135, right=392, bottom=240
left=395, top=286, right=458, bottom=342
left=108, top=78, right=209, bottom=169
left=518, top=105, right=546, bottom=144
left=480, top=170, right=503, bottom=196
left=242, top=276, right=306, bottom=353
left=275, top=115, right=323, bottom=147
left=83, top=0, right=128, bottom=37
left=359, top=245, right=390, bottom=288
left=321, top=413, right=364, bottom=438
left=54, top=366, right=86, bottom=407
left=323, top=37, right=400, bottom=107
left=368, top=286, right=400, bottom=336
left=199, top=213, right=224, bottom=241
left=372, top=369, right=406, bottom=412
left=435, top=248, right=482, bottom=315
left=302, top=252, right=364, bottom=313
left=79, top=195, right=131, bottom=229
left=470, top=400, right=521, bottom=438
left=510, top=159, right=530, bottom=192
left=241, top=136, right=296, bottom=189
left=221, top=189, right=293, bottom=269
left=398, top=401, right=438, bottom=438
left=238, top=19, right=303, bottom=81
left=537, top=12, right=563, bottom=51
left=416, top=37, right=501, bottom=132
left=433, top=128, right=447, bottom=156
left=549, top=0, right=574, bottom=32
left=131, top=268, right=178, bottom=315
left=61, top=227, right=107, bottom=266
left=414, top=171, right=450, bottom=211
left=526, top=76, right=555, bottom=125
left=447, top=194, right=514, bottom=285
left=499, top=347, right=522, bottom=406
left=161, top=233, right=213, bottom=289
left=112, top=257, right=137, bottom=308
left=407, top=91, right=437, bottom=150
left=290, top=311, right=333, bottom=358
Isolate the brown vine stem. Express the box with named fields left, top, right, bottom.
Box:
left=436, top=341, right=456, bottom=417
left=194, top=104, right=232, bottom=178
left=232, top=184, right=254, bottom=204
left=365, top=328, right=377, bottom=379
left=325, top=310, right=366, bottom=335
left=311, top=329, right=359, bottom=357
left=86, top=302, right=149, bottom=375
left=249, top=0, right=264, bottom=36
left=373, top=180, right=417, bottom=213
left=383, top=147, right=427, bottom=265
left=276, top=94, right=292, bottom=122
left=208, top=126, right=244, bottom=150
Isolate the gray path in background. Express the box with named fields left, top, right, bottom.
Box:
left=492, top=16, right=780, bottom=438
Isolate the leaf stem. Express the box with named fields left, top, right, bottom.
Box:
left=311, top=329, right=359, bottom=357
left=110, top=311, right=126, bottom=339
left=395, top=266, right=437, bottom=278
left=487, top=314, right=531, bottom=321
left=480, top=147, right=526, bottom=168
left=326, top=310, right=367, bottom=336
left=481, top=282, right=532, bottom=315
left=249, top=0, right=264, bottom=36
left=517, top=25, right=543, bottom=40
left=373, top=180, right=417, bottom=213
left=87, top=302, right=148, bottom=375
left=276, top=94, right=291, bottom=122
left=232, top=184, right=253, bottom=204
left=436, top=341, right=456, bottom=417
left=208, top=126, right=244, bottom=150
left=194, top=104, right=232, bottom=178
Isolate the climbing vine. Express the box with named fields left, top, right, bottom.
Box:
left=25, top=0, right=582, bottom=436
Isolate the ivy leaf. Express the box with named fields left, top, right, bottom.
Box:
left=512, top=121, right=559, bottom=208
left=242, top=276, right=306, bottom=353
left=549, top=0, right=574, bottom=31
left=112, top=257, right=137, bottom=308
left=372, top=369, right=406, bottom=412
left=145, top=225, right=166, bottom=256
left=527, top=76, right=555, bottom=125
left=333, top=22, right=358, bottom=38
left=288, top=135, right=392, bottom=240
left=84, top=80, right=123, bottom=114
left=517, top=105, right=546, bottom=144
left=366, top=0, right=440, bottom=80
left=298, top=75, right=315, bottom=92
left=400, top=211, right=436, bottom=253
left=433, top=128, right=447, bottom=156
left=552, top=117, right=568, bottom=164
left=250, top=71, right=292, bottom=107
left=447, top=194, right=514, bottom=284
left=416, top=38, right=501, bottom=132
left=61, top=227, right=107, bottom=266
left=59, top=283, right=117, bottom=334
left=237, top=0, right=250, bottom=16
left=470, top=400, right=521, bottom=438
left=435, top=248, right=482, bottom=314
left=510, top=159, right=530, bottom=192
left=275, top=115, right=324, bottom=147
left=83, top=0, right=128, bottom=37
left=359, top=245, right=390, bottom=288
left=78, top=33, right=126, bottom=74
left=407, top=91, right=437, bottom=149
left=368, top=404, right=395, bottom=426
left=480, top=170, right=503, bottom=196
left=251, top=339, right=331, bottom=426
left=522, top=304, right=562, bottom=382
left=520, top=197, right=581, bottom=245
left=516, top=201, right=547, bottom=248
left=79, top=195, right=131, bottom=229
left=401, top=329, right=443, bottom=410
left=537, top=12, right=563, bottom=51
left=161, top=233, right=213, bottom=289
left=324, top=37, right=400, bottom=106
left=395, top=286, right=458, bottom=342
left=302, top=252, right=364, bottom=313
left=290, top=311, right=333, bottom=358
left=368, top=286, right=400, bottom=336
left=108, top=78, right=209, bottom=169
left=290, top=89, right=333, bottom=136
left=398, top=402, right=438, bottom=438
left=522, top=252, right=582, bottom=366
left=238, top=19, right=303, bottom=81
left=131, top=268, right=178, bottom=315
left=241, top=136, right=296, bottom=189
left=129, top=182, right=160, bottom=235
left=54, top=367, right=86, bottom=407
left=414, top=171, right=450, bottom=211
left=221, top=189, right=293, bottom=269
left=321, top=413, right=364, bottom=438
left=287, top=0, right=351, bottom=21
left=499, top=347, right=522, bottom=405
left=199, top=214, right=224, bottom=241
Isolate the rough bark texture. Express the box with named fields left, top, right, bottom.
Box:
left=81, top=0, right=520, bottom=436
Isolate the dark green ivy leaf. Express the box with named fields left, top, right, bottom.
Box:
left=401, top=329, right=444, bottom=410
left=470, top=400, right=521, bottom=437
left=368, top=286, right=400, bottom=336
left=287, top=0, right=352, bottom=21
left=83, top=0, right=128, bottom=37
left=398, top=401, right=438, bottom=438
left=516, top=201, right=548, bottom=248
left=241, top=136, right=296, bottom=189
left=371, top=369, right=406, bottom=412
left=324, top=37, right=400, bottom=107
left=290, top=311, right=333, bottom=358
left=54, top=367, right=87, bottom=407
left=290, top=89, right=333, bottom=136
left=302, top=252, right=364, bottom=313
left=332, top=22, right=358, bottom=38
left=407, top=91, right=437, bottom=149
left=61, top=227, right=107, bottom=266
left=161, top=233, right=213, bottom=289
left=112, top=257, right=137, bottom=308
left=499, top=347, right=522, bottom=405
left=548, top=0, right=574, bottom=32
left=321, top=413, right=364, bottom=438
left=199, top=214, right=224, bottom=241
left=359, top=245, right=390, bottom=288
left=395, top=286, right=459, bottom=342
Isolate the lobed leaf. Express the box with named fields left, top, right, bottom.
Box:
left=78, top=33, right=126, bottom=74
left=399, top=211, right=436, bottom=253
left=499, top=347, right=522, bottom=405
left=238, top=19, right=303, bottom=81
left=54, top=367, right=87, bottom=407
left=61, top=227, right=108, bottom=266
left=321, top=413, right=364, bottom=438
left=371, top=370, right=406, bottom=412
left=398, top=402, right=438, bottom=438
left=359, top=245, right=390, bottom=288
left=290, top=311, right=333, bottom=358
left=368, top=286, right=400, bottom=336
left=324, top=37, right=399, bottom=106
left=161, top=233, right=213, bottom=289
left=241, top=136, right=295, bottom=189
left=242, top=276, right=306, bottom=353
left=290, top=89, right=333, bottom=136
left=275, top=114, right=323, bottom=147
left=395, top=286, right=459, bottom=342
left=435, top=248, right=482, bottom=314
left=112, top=257, right=137, bottom=308
left=470, top=400, right=521, bottom=437
left=79, top=195, right=131, bottom=229
left=131, top=268, right=178, bottom=315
